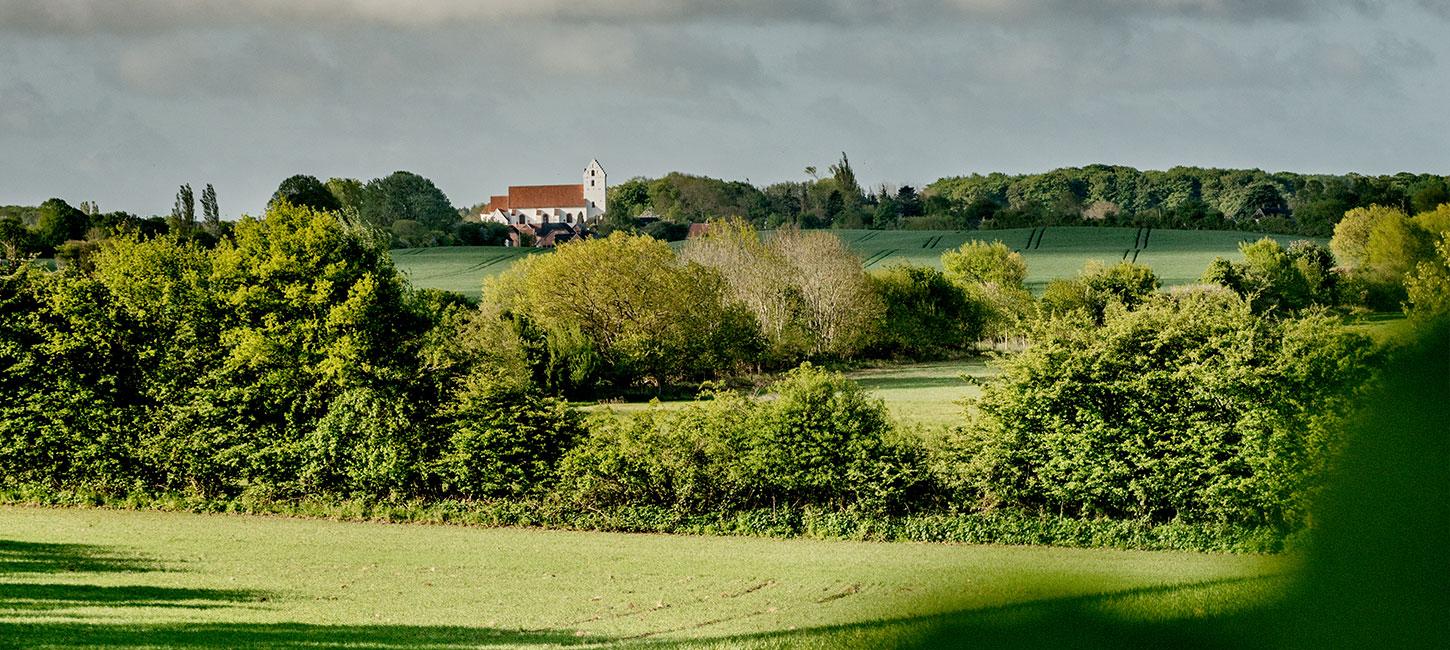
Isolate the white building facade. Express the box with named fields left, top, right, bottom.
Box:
left=481, top=160, right=607, bottom=227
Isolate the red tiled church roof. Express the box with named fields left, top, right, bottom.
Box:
left=505, top=184, right=585, bottom=209
left=484, top=194, right=510, bottom=212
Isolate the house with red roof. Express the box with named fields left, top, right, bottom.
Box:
left=480, top=160, right=607, bottom=247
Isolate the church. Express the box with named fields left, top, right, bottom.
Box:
left=480, top=160, right=607, bottom=247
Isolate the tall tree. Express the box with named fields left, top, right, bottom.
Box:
left=170, top=184, right=196, bottom=235
left=829, top=152, right=862, bottom=204
left=201, top=184, right=220, bottom=234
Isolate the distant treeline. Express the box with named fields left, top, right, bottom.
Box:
left=6, top=158, right=1447, bottom=256
left=604, top=157, right=1450, bottom=238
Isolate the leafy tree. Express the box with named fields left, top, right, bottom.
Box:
left=1409, top=178, right=1450, bottom=215
left=941, top=240, right=1027, bottom=287
left=200, top=184, right=220, bottom=235
left=1203, top=239, right=1337, bottom=313
left=605, top=177, right=650, bottom=220
left=1041, top=262, right=1159, bottom=323
left=866, top=264, right=987, bottom=356
left=0, top=217, right=28, bottom=259
left=896, top=185, right=924, bottom=217
left=1330, top=205, right=1395, bottom=269
left=438, top=374, right=583, bottom=498
left=941, top=240, right=1033, bottom=338
left=484, top=232, right=759, bottom=389
left=325, top=177, right=366, bottom=214
left=1405, top=232, right=1450, bottom=319
left=271, top=174, right=342, bottom=213
left=829, top=152, right=862, bottom=206
left=359, top=171, right=457, bottom=232
left=34, top=198, right=88, bottom=249
left=1364, top=209, right=1433, bottom=280
left=169, top=184, right=196, bottom=236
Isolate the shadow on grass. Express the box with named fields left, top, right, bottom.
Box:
left=848, top=375, right=970, bottom=391
left=651, top=575, right=1276, bottom=649
left=0, top=540, right=159, bottom=576
left=0, top=583, right=269, bottom=613
left=0, top=622, right=596, bottom=648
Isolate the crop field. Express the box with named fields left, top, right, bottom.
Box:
left=584, top=359, right=993, bottom=430
left=392, top=227, right=1319, bottom=298
left=0, top=506, right=1287, bottom=648
left=390, top=246, right=540, bottom=297
left=837, top=227, right=1319, bottom=291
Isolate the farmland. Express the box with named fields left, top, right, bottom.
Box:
left=391, top=227, right=1319, bottom=299
left=0, top=506, right=1287, bottom=648
left=585, top=359, right=993, bottom=430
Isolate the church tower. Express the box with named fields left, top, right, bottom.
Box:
left=583, top=159, right=607, bottom=221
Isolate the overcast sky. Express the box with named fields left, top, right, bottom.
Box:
left=2, top=0, right=1448, bottom=217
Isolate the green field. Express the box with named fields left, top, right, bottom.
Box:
left=390, top=246, right=540, bottom=297
left=585, top=359, right=992, bottom=430
left=0, top=506, right=1287, bottom=648
left=392, top=227, right=1319, bottom=299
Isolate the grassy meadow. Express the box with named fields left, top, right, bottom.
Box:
left=0, top=506, right=1288, bottom=648
left=391, top=227, right=1319, bottom=299
left=583, top=359, right=993, bottom=430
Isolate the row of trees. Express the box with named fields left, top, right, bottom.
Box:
left=601, top=161, right=1448, bottom=239
left=271, top=172, right=510, bottom=248
left=0, top=169, right=489, bottom=267
left=471, top=221, right=1040, bottom=395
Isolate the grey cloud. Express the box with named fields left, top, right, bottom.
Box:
left=0, top=0, right=1420, bottom=35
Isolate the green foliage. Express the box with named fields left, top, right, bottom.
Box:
left=325, top=177, right=366, bottom=214
left=941, top=240, right=1027, bottom=287
left=270, top=175, right=341, bottom=213
left=940, top=240, right=1034, bottom=338
left=0, top=203, right=524, bottom=502
left=1202, top=238, right=1337, bottom=313
left=359, top=171, right=458, bottom=232
left=484, top=232, right=760, bottom=390
left=866, top=264, right=988, bottom=356
left=34, top=198, right=88, bottom=250
left=1041, top=261, right=1159, bottom=323
left=439, top=375, right=583, bottom=498
left=1405, top=232, right=1450, bottom=319
left=0, top=217, right=27, bottom=260
left=956, top=291, right=1379, bottom=528
left=559, top=365, right=926, bottom=514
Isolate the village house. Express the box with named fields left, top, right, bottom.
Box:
left=480, top=160, right=607, bottom=247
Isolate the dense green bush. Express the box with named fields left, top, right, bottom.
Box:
left=1040, top=261, right=1159, bottom=323
left=1202, top=238, right=1337, bottom=313
left=952, top=290, right=1380, bottom=529
left=558, top=365, right=928, bottom=514
left=0, top=203, right=568, bottom=501
left=866, top=264, right=988, bottom=357
left=438, top=375, right=584, bottom=498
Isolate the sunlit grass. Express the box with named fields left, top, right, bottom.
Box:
left=0, top=506, right=1288, bottom=648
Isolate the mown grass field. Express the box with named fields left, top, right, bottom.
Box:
left=0, top=506, right=1287, bottom=648
left=583, top=359, right=993, bottom=430
left=391, top=227, right=1320, bottom=299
